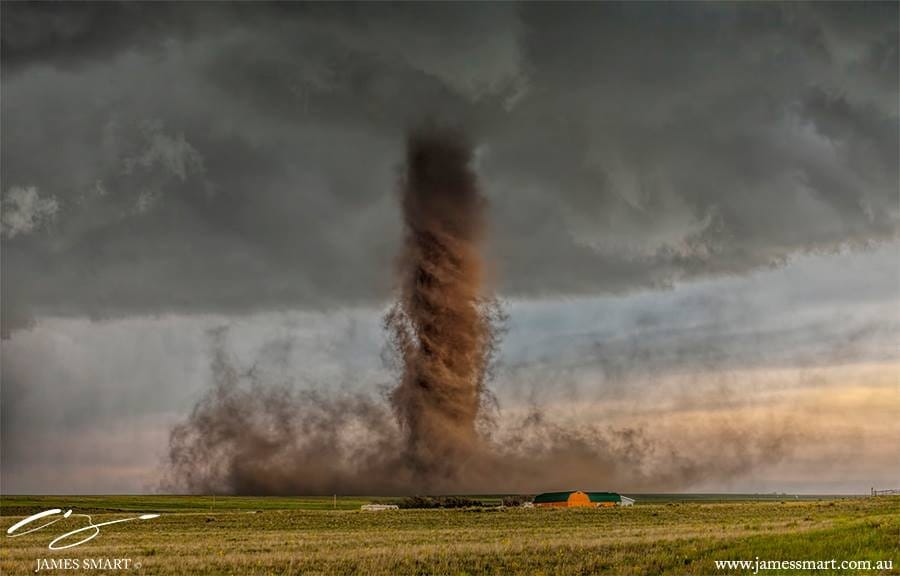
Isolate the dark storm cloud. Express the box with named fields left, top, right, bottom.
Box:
left=1, top=2, right=897, bottom=336
left=1, top=2, right=196, bottom=74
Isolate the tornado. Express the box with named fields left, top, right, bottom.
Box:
left=385, top=127, right=498, bottom=483
left=166, top=128, right=784, bottom=496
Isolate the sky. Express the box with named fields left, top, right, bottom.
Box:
left=1, top=2, right=898, bottom=494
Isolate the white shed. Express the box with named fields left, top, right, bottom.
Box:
left=361, top=504, right=399, bottom=511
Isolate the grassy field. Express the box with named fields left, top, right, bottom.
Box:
left=1, top=495, right=897, bottom=575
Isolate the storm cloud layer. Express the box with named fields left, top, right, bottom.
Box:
left=1, top=3, right=898, bottom=495
left=2, top=2, right=897, bottom=336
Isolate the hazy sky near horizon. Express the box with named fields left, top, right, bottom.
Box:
left=2, top=2, right=897, bottom=494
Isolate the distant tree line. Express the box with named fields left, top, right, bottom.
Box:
left=395, top=495, right=533, bottom=509
left=397, top=496, right=486, bottom=509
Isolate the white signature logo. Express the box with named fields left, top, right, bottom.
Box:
left=6, top=508, right=160, bottom=550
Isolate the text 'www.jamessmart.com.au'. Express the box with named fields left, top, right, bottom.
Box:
left=714, top=558, right=894, bottom=573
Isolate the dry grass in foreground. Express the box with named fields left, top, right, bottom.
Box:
left=1, top=496, right=898, bottom=575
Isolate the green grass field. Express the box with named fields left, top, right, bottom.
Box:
left=2, top=495, right=898, bottom=575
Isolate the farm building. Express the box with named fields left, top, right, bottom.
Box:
left=532, top=491, right=635, bottom=508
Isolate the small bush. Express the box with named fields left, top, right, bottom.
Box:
left=501, top=495, right=531, bottom=507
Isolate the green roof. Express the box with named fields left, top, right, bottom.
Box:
left=533, top=491, right=575, bottom=503
left=533, top=491, right=623, bottom=503
left=587, top=492, right=621, bottom=502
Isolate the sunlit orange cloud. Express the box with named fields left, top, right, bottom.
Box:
left=495, top=362, right=900, bottom=493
